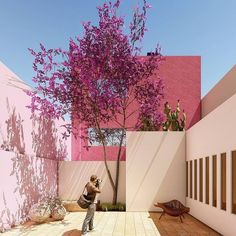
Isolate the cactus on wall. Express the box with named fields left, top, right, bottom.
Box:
left=162, top=100, right=186, bottom=131
left=139, top=117, right=156, bottom=131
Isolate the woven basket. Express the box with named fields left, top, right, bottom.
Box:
left=29, top=203, right=51, bottom=223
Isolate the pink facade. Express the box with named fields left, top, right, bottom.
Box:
left=0, top=151, right=57, bottom=232
left=158, top=56, right=201, bottom=127
left=0, top=62, right=70, bottom=159
left=0, top=62, right=69, bottom=232
left=72, top=56, right=201, bottom=161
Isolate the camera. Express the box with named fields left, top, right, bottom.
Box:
left=95, top=178, right=102, bottom=187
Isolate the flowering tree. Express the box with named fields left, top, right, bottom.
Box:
left=27, top=0, right=164, bottom=204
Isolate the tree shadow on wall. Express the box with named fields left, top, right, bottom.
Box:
left=31, top=114, right=67, bottom=161
left=0, top=153, right=58, bottom=232
left=0, top=102, right=68, bottom=232
left=0, top=192, right=19, bottom=232
left=0, top=98, right=25, bottom=153
left=16, top=153, right=57, bottom=226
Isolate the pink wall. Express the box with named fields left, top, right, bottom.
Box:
left=0, top=150, right=57, bottom=232
left=158, top=56, right=201, bottom=128
left=72, top=56, right=201, bottom=161
left=72, top=122, right=126, bottom=161
left=0, top=61, right=70, bottom=160
left=0, top=61, right=70, bottom=232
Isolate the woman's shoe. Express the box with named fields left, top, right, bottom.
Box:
left=81, top=233, right=90, bottom=236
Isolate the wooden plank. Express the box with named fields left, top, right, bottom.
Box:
left=2, top=211, right=221, bottom=236
left=113, top=212, right=126, bottom=236
left=124, top=212, right=136, bottom=236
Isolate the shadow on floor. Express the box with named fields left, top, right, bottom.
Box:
left=62, top=229, right=82, bottom=236
left=16, top=218, right=71, bottom=234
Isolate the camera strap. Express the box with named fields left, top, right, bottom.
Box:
left=82, top=182, right=89, bottom=194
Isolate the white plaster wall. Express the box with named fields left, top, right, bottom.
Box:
left=186, top=93, right=236, bottom=236
left=201, top=65, right=236, bottom=118
left=59, top=161, right=126, bottom=203
left=126, top=131, right=186, bottom=211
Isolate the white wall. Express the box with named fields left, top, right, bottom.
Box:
left=186, top=93, right=236, bottom=236
left=201, top=65, right=236, bottom=118
left=59, top=161, right=126, bottom=203
left=126, top=131, right=186, bottom=211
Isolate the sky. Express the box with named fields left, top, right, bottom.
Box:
left=0, top=0, right=236, bottom=97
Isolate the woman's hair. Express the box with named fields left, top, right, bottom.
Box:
left=90, top=175, right=97, bottom=182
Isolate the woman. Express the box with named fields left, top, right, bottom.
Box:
left=81, top=175, right=101, bottom=236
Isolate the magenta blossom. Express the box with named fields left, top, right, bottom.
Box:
left=27, top=0, right=164, bottom=204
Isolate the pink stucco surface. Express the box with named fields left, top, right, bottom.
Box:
left=0, top=150, right=57, bottom=232
left=72, top=56, right=201, bottom=161
left=158, top=56, right=201, bottom=127
left=0, top=61, right=70, bottom=160
left=0, top=62, right=69, bottom=232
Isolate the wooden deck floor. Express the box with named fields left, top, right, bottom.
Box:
left=2, top=212, right=221, bottom=236
left=150, top=212, right=221, bottom=236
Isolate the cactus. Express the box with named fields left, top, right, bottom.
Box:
left=139, top=117, right=155, bottom=131
left=162, top=100, right=186, bottom=131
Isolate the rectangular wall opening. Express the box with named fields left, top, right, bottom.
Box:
left=194, top=159, right=197, bottom=200
left=186, top=161, right=188, bottom=197
left=190, top=160, right=192, bottom=198
left=205, top=156, right=209, bottom=204
left=199, top=158, right=203, bottom=202
left=212, top=155, right=217, bottom=207
left=232, top=151, right=236, bottom=214
left=221, top=153, right=226, bottom=211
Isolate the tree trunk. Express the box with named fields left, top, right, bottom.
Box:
left=113, top=129, right=125, bottom=205
left=95, top=120, right=115, bottom=196
left=101, top=139, right=115, bottom=193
